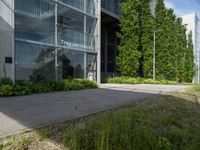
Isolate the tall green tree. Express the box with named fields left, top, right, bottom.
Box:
left=173, top=18, right=188, bottom=82
left=138, top=0, right=154, bottom=78
left=184, top=32, right=195, bottom=82
left=117, top=0, right=141, bottom=77
left=154, top=0, right=175, bottom=80
left=154, top=0, right=190, bottom=81
left=164, top=9, right=178, bottom=80
left=117, top=0, right=195, bottom=82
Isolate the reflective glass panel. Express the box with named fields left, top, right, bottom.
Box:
left=15, top=41, right=55, bottom=81
left=15, top=0, right=55, bottom=44
left=57, top=49, right=84, bottom=79
left=57, top=4, right=84, bottom=50
left=86, top=0, right=96, bottom=15
left=86, top=16, right=96, bottom=50
left=58, top=0, right=84, bottom=11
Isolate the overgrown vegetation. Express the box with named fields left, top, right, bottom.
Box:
left=1, top=89, right=200, bottom=150
left=62, top=96, right=200, bottom=150
left=102, top=77, right=191, bottom=85
left=189, top=85, right=200, bottom=97
left=117, top=0, right=195, bottom=82
left=0, top=78, right=97, bottom=97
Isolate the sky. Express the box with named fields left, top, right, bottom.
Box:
left=164, top=0, right=200, bottom=17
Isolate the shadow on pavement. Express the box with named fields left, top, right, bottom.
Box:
left=0, top=87, right=161, bottom=138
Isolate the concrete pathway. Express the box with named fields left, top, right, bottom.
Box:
left=0, top=84, right=190, bottom=138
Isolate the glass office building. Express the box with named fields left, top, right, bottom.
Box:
left=101, top=0, right=120, bottom=77
left=0, top=0, right=121, bottom=83
left=14, top=0, right=99, bottom=81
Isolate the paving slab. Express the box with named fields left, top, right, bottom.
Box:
left=0, top=84, right=191, bottom=138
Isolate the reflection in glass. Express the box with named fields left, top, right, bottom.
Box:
left=15, top=41, right=55, bottom=81
left=57, top=5, right=84, bottom=49
left=57, top=49, right=84, bottom=79
left=86, top=0, right=96, bottom=15
left=15, top=0, right=98, bottom=81
left=15, top=0, right=55, bottom=44
left=58, top=0, right=84, bottom=11
left=57, top=4, right=96, bottom=51
left=58, top=0, right=96, bottom=16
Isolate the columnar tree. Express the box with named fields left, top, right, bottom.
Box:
left=117, top=0, right=141, bottom=77
left=154, top=0, right=175, bottom=80
left=173, top=18, right=188, bottom=82
left=184, top=32, right=195, bottom=82
left=138, top=0, right=154, bottom=78
left=117, top=0, right=195, bottom=82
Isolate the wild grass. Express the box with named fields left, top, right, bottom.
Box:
left=190, top=85, right=200, bottom=97
left=1, top=91, right=200, bottom=150
left=61, top=96, right=200, bottom=150
left=0, top=135, right=30, bottom=150
left=102, top=76, right=192, bottom=85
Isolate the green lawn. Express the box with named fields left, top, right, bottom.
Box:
left=1, top=87, right=200, bottom=150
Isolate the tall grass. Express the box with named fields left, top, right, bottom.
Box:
left=62, top=96, right=200, bottom=150
left=191, top=85, right=200, bottom=96
left=1, top=95, right=200, bottom=150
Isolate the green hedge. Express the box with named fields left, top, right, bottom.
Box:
left=102, top=77, right=190, bottom=85
left=0, top=78, right=97, bottom=97
left=0, top=77, right=13, bottom=86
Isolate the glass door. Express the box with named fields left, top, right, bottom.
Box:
left=86, top=54, right=97, bottom=81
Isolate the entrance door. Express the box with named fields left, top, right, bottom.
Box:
left=86, top=54, right=97, bottom=81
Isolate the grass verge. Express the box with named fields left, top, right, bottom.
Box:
left=102, top=76, right=192, bottom=85
left=1, top=90, right=200, bottom=150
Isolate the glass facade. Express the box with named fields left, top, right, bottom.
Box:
left=101, top=0, right=120, bottom=17
left=101, top=25, right=118, bottom=77
left=15, top=0, right=98, bottom=81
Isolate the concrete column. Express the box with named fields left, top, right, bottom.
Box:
left=84, top=53, right=87, bottom=79
left=83, top=0, right=87, bottom=79
left=0, top=0, right=15, bottom=81
left=96, top=0, right=101, bottom=84
left=55, top=1, right=58, bottom=80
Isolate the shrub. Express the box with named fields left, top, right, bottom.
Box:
left=0, top=79, right=97, bottom=97
left=0, top=78, right=13, bottom=86
left=54, top=80, right=65, bottom=91
left=64, top=79, right=84, bottom=91
left=80, top=80, right=98, bottom=89
left=31, top=83, right=53, bottom=93
left=13, top=84, right=32, bottom=96
left=41, top=81, right=57, bottom=91
left=63, top=79, right=98, bottom=91
left=0, top=85, right=13, bottom=96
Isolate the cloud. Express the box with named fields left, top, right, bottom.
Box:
left=164, top=0, right=199, bottom=16
left=164, top=1, right=175, bottom=9
left=164, top=0, right=185, bottom=16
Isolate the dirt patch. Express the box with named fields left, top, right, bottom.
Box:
left=28, top=140, right=66, bottom=150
